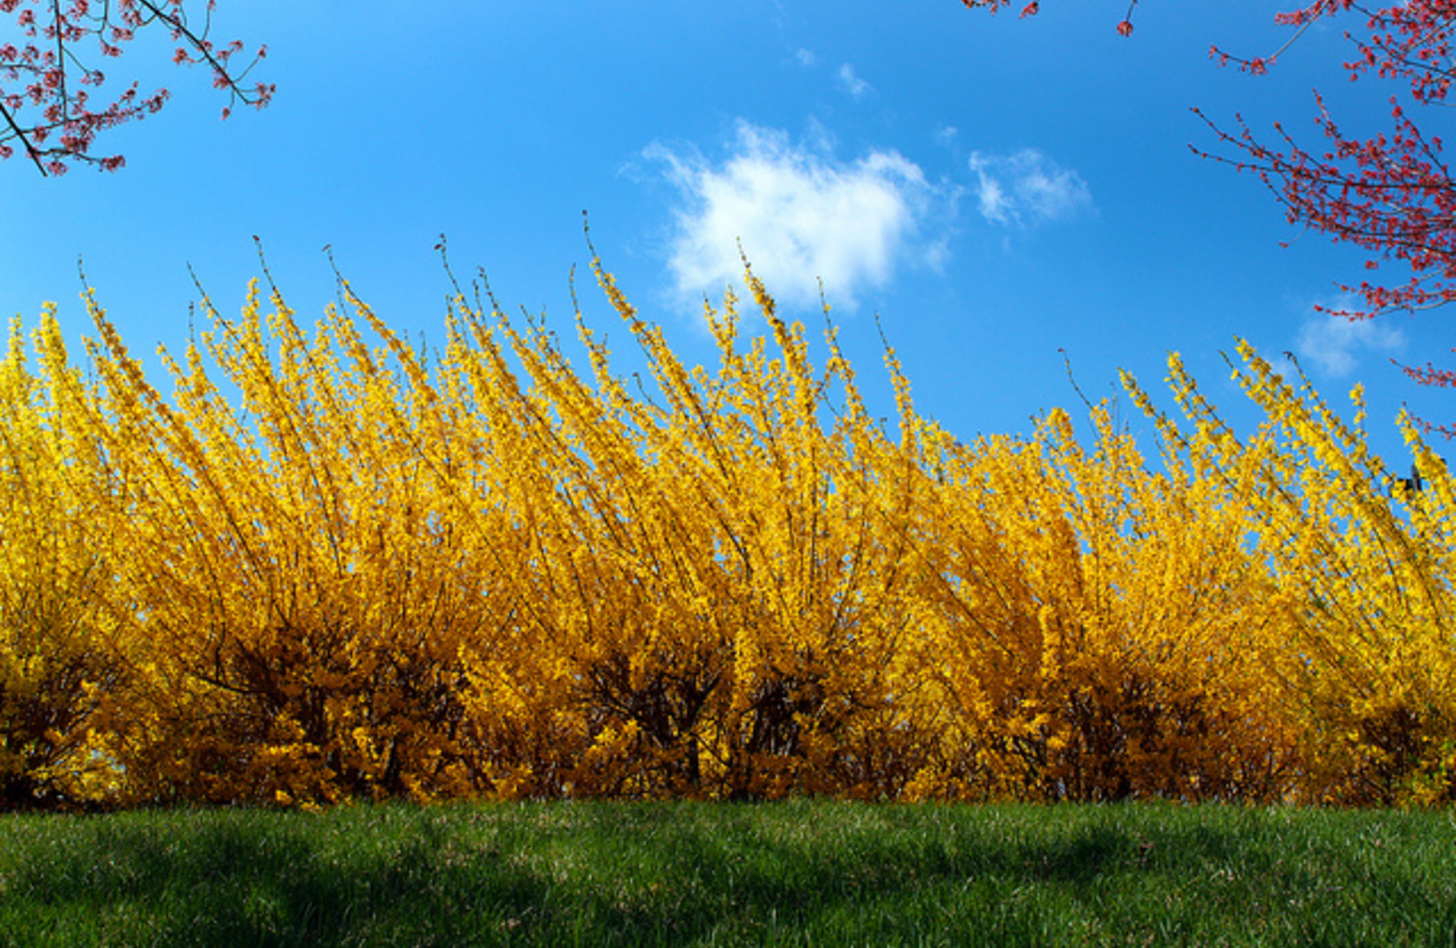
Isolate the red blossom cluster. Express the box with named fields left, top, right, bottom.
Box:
left=1192, top=1, right=1456, bottom=428
left=960, top=0, right=1140, bottom=34
left=0, top=0, right=271, bottom=175
left=1199, top=2, right=1456, bottom=312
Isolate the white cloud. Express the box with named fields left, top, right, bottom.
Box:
left=647, top=121, right=944, bottom=311
left=794, top=48, right=816, bottom=67
left=836, top=63, right=871, bottom=98
left=968, top=148, right=1092, bottom=226
left=1294, top=300, right=1406, bottom=377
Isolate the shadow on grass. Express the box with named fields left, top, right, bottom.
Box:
left=3, top=802, right=1455, bottom=947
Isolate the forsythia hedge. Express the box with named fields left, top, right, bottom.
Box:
left=2, top=259, right=1453, bottom=809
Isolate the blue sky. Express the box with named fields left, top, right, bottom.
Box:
left=2, top=0, right=1449, bottom=470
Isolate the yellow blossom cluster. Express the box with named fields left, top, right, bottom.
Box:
left=1, top=262, right=1452, bottom=809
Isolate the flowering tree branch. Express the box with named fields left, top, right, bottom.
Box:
left=0, top=0, right=272, bottom=176
left=1198, top=1, right=1456, bottom=433
left=962, top=0, right=1456, bottom=434
left=960, top=0, right=1141, bottom=36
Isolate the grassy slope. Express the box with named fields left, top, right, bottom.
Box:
left=1, top=801, right=1454, bottom=947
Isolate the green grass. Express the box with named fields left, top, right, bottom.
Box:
left=1, top=801, right=1454, bottom=947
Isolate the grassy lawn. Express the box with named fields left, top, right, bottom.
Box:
left=1, top=800, right=1454, bottom=947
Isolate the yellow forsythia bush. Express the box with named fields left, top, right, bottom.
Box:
left=901, top=402, right=1297, bottom=803
left=1, top=259, right=1452, bottom=808
left=0, top=313, right=128, bottom=807
left=1136, top=348, right=1456, bottom=805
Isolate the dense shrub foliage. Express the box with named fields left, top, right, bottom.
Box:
left=2, top=261, right=1453, bottom=809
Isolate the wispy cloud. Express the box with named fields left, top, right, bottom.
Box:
left=968, top=148, right=1092, bottom=226
left=646, top=121, right=946, bottom=312
left=836, top=63, right=871, bottom=98
left=1294, top=298, right=1406, bottom=376
left=794, top=48, right=816, bottom=67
